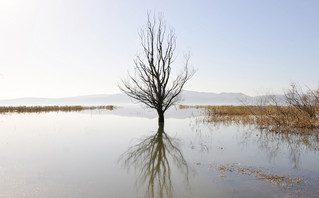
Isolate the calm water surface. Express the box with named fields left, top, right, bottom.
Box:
left=0, top=106, right=318, bottom=197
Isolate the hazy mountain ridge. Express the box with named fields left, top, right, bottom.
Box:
left=180, top=90, right=248, bottom=105
left=0, top=90, right=272, bottom=106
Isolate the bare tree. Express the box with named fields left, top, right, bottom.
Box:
left=120, top=14, right=195, bottom=123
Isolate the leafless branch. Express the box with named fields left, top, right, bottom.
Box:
left=119, top=13, right=195, bottom=123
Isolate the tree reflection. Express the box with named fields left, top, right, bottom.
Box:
left=119, top=123, right=189, bottom=198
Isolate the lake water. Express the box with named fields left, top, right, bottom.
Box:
left=0, top=106, right=318, bottom=198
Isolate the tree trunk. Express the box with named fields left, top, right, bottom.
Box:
left=158, top=122, right=164, bottom=132
left=158, top=110, right=165, bottom=123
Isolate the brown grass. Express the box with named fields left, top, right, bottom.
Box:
left=0, top=105, right=115, bottom=114
left=180, top=105, right=319, bottom=133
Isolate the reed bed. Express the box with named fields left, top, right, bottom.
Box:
left=180, top=105, right=319, bottom=133
left=0, top=105, right=115, bottom=114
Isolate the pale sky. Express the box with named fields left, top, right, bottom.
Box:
left=0, top=0, right=318, bottom=99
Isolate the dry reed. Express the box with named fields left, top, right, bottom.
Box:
left=0, top=105, right=115, bottom=114
left=180, top=105, right=319, bottom=133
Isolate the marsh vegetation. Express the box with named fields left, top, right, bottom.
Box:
left=0, top=105, right=115, bottom=114
left=180, top=85, right=319, bottom=134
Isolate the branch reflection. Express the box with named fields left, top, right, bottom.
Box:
left=119, top=123, right=189, bottom=198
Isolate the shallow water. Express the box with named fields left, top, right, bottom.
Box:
left=0, top=106, right=318, bottom=197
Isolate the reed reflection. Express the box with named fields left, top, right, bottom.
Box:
left=119, top=123, right=189, bottom=198
left=249, top=130, right=319, bottom=169
left=194, top=116, right=319, bottom=169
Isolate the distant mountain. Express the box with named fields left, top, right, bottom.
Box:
left=180, top=90, right=248, bottom=105
left=0, top=90, right=263, bottom=106
left=0, top=93, right=131, bottom=106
